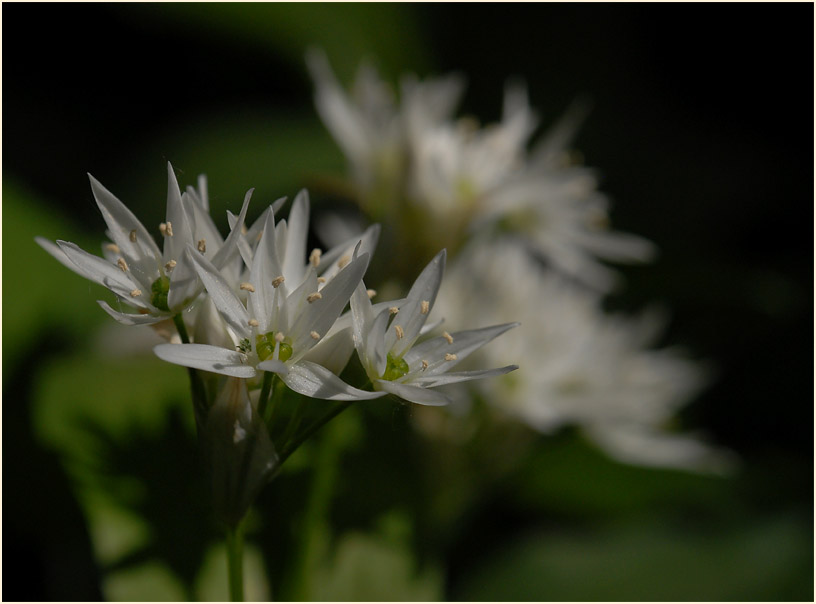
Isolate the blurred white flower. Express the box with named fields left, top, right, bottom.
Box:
left=36, top=162, right=251, bottom=325
left=350, top=250, right=518, bottom=406
left=309, top=55, right=656, bottom=291
left=435, top=240, right=729, bottom=472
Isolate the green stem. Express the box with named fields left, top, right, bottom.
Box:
left=225, top=521, right=245, bottom=602
left=256, top=372, right=275, bottom=420
left=172, top=313, right=209, bottom=429
left=276, top=401, right=353, bottom=469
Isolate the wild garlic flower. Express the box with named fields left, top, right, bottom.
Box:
left=349, top=250, right=519, bottom=406
left=155, top=195, right=384, bottom=401
left=36, top=162, right=251, bottom=325
left=435, top=241, right=729, bottom=471
left=309, top=55, right=655, bottom=291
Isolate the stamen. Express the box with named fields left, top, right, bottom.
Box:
left=105, top=243, right=120, bottom=253
left=394, top=325, right=404, bottom=339
left=271, top=276, right=285, bottom=288
left=130, top=289, right=142, bottom=297
left=165, top=221, right=174, bottom=237
left=307, top=292, right=322, bottom=303
left=310, top=331, right=321, bottom=340
left=117, top=257, right=129, bottom=272
left=366, top=289, right=377, bottom=299
left=337, top=254, right=350, bottom=269
left=317, top=277, right=326, bottom=285
left=197, top=239, right=206, bottom=253
left=241, top=224, right=248, bottom=235
left=165, top=259, right=177, bottom=272
left=421, top=360, right=429, bottom=371
left=443, top=331, right=454, bottom=345
left=445, top=353, right=457, bottom=361
left=389, top=306, right=399, bottom=315
left=248, top=319, right=259, bottom=327
left=274, top=332, right=285, bottom=342
left=240, top=282, right=256, bottom=292
left=129, top=229, right=137, bottom=242
left=159, top=223, right=168, bottom=236
left=420, top=300, right=430, bottom=315
left=309, top=248, right=322, bottom=267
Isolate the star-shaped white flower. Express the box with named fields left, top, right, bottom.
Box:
left=154, top=199, right=384, bottom=401
left=350, top=249, right=518, bottom=406
left=36, top=162, right=251, bottom=325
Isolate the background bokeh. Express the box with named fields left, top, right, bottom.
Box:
left=3, top=3, right=813, bottom=601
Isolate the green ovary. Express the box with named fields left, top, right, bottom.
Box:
left=255, top=332, right=292, bottom=362
left=382, top=354, right=410, bottom=381
left=151, top=275, right=170, bottom=311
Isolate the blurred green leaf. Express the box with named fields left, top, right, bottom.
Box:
left=456, top=512, right=813, bottom=601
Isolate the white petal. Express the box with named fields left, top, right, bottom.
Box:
left=212, top=188, right=254, bottom=269
left=154, top=343, right=256, bottom=378
left=282, top=361, right=386, bottom=401
left=282, top=190, right=310, bottom=285
left=167, top=247, right=201, bottom=310
left=257, top=359, right=290, bottom=376
left=56, top=240, right=145, bottom=302
left=389, top=250, right=446, bottom=358
left=300, top=325, right=356, bottom=375
left=374, top=380, right=451, bottom=406
left=98, top=301, right=167, bottom=325
left=411, top=365, right=518, bottom=387
left=37, top=236, right=97, bottom=278
left=162, top=163, right=196, bottom=264
left=404, top=322, right=519, bottom=373
left=248, top=211, right=283, bottom=333
left=188, top=250, right=250, bottom=339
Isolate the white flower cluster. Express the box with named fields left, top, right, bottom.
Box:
left=309, top=55, right=728, bottom=471
left=37, top=163, right=517, bottom=407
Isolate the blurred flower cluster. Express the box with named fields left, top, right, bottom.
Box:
left=308, top=52, right=729, bottom=472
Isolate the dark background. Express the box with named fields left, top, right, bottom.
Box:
left=4, top=3, right=813, bottom=600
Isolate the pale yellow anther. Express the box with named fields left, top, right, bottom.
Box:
left=165, top=259, right=177, bottom=272
left=241, top=225, right=248, bottom=235
left=445, top=353, right=457, bottom=361
left=389, top=306, right=399, bottom=315
left=130, top=289, right=142, bottom=297
left=117, top=257, right=129, bottom=272
left=240, top=282, right=255, bottom=292
left=165, top=221, right=174, bottom=237
left=105, top=243, right=120, bottom=253
left=337, top=255, right=351, bottom=269
left=394, top=325, right=404, bottom=340
left=248, top=319, right=259, bottom=327
left=443, top=331, right=454, bottom=345
left=309, top=248, right=322, bottom=267
left=310, top=331, right=321, bottom=340
left=271, top=276, right=285, bottom=288
left=307, top=292, right=322, bottom=303
left=274, top=332, right=285, bottom=342
left=159, top=223, right=168, bottom=236
left=317, top=277, right=327, bottom=284
left=366, top=289, right=377, bottom=299
left=420, top=300, right=430, bottom=315
left=129, top=229, right=137, bottom=242
left=197, top=239, right=206, bottom=253
left=421, top=360, right=429, bottom=371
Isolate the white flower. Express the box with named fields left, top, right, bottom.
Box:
left=36, top=162, right=251, bottom=325
left=350, top=249, right=518, bottom=406
left=154, top=192, right=384, bottom=402
left=435, top=240, right=729, bottom=471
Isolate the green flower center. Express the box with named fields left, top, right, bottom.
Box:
left=255, top=332, right=292, bottom=362
left=151, top=275, right=170, bottom=311
left=382, top=353, right=410, bottom=381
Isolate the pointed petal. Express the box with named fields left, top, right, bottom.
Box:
left=163, top=163, right=196, bottom=264
left=282, top=190, right=310, bottom=285
left=375, top=379, right=451, bottom=406
left=56, top=240, right=145, bottom=302
left=212, top=188, right=254, bottom=269
left=188, top=249, right=250, bottom=339
left=248, top=211, right=283, bottom=333
left=282, top=361, right=386, bottom=401
left=167, top=248, right=201, bottom=310
left=98, top=301, right=167, bottom=325
left=404, top=322, right=519, bottom=374
left=389, top=250, right=446, bottom=358
left=319, top=224, right=381, bottom=283
left=411, top=365, right=518, bottom=387
left=290, top=252, right=369, bottom=358
left=37, top=236, right=97, bottom=278
left=154, top=343, right=256, bottom=378
left=300, top=324, right=356, bottom=375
